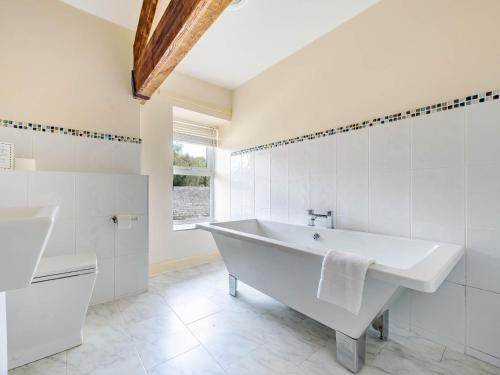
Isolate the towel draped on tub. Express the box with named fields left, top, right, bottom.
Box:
left=317, top=249, right=375, bottom=315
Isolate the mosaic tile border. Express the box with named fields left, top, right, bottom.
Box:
left=231, top=89, right=500, bottom=156
left=0, top=119, right=141, bottom=144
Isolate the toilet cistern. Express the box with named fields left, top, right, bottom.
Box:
left=307, top=209, right=335, bottom=229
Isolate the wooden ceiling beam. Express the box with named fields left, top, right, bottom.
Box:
left=133, top=0, right=158, bottom=64
left=132, top=0, right=232, bottom=100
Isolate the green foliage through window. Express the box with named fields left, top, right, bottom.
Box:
left=173, top=175, right=210, bottom=187
left=173, top=142, right=209, bottom=187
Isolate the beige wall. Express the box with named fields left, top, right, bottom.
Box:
left=222, top=0, right=500, bottom=150
left=0, top=0, right=233, bottom=264
left=141, top=83, right=231, bottom=265
left=160, top=72, right=232, bottom=121
left=0, top=0, right=139, bottom=137
left=133, top=35, right=232, bottom=265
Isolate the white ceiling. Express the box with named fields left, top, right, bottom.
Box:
left=61, top=0, right=379, bottom=89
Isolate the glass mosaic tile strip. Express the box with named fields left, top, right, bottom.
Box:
left=0, top=119, right=141, bottom=144
left=231, top=89, right=500, bottom=156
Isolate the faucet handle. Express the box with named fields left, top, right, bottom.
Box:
left=326, top=210, right=333, bottom=216
left=307, top=209, right=315, bottom=215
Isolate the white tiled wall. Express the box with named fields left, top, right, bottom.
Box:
left=270, top=145, right=288, bottom=223
left=0, top=127, right=141, bottom=174
left=0, top=170, right=148, bottom=305
left=337, top=129, right=369, bottom=231
left=288, top=141, right=310, bottom=224
left=254, top=149, right=271, bottom=220
left=369, top=119, right=410, bottom=237
left=309, top=136, right=336, bottom=215
left=229, top=99, right=500, bottom=365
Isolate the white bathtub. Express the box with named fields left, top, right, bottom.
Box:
left=197, top=219, right=464, bottom=372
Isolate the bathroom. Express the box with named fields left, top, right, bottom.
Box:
left=1, top=0, right=499, bottom=374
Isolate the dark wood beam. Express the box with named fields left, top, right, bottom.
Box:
left=132, top=0, right=232, bottom=100
left=133, top=0, right=158, bottom=64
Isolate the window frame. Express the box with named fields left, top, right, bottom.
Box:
left=173, top=143, right=215, bottom=230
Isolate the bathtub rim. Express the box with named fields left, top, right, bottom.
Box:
left=196, top=219, right=464, bottom=293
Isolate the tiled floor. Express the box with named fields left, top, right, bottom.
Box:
left=10, top=261, right=500, bottom=375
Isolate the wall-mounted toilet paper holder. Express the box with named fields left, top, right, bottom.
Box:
left=111, top=215, right=138, bottom=224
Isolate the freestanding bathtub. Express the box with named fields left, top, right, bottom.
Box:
left=197, top=219, right=464, bottom=373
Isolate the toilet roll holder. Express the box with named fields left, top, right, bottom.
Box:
left=111, top=215, right=139, bottom=224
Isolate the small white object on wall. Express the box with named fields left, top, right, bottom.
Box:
left=15, top=158, right=36, bottom=171
left=0, top=143, right=14, bottom=170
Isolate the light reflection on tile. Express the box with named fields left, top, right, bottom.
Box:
left=149, top=346, right=225, bottom=375
left=383, top=326, right=445, bottom=362
left=117, top=291, right=173, bottom=324
left=371, top=346, right=448, bottom=375
left=127, top=314, right=199, bottom=370
left=224, top=346, right=304, bottom=375
left=300, top=339, right=386, bottom=375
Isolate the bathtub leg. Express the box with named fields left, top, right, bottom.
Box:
left=372, top=310, right=389, bottom=341
left=335, top=331, right=366, bottom=373
left=228, top=274, right=238, bottom=297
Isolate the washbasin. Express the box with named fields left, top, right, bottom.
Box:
left=0, top=206, right=58, bottom=292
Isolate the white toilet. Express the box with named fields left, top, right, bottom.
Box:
left=6, top=253, right=97, bottom=369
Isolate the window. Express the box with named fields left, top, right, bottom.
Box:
left=172, top=121, right=216, bottom=229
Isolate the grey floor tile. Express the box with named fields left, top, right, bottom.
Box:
left=149, top=346, right=225, bottom=375
left=8, top=352, right=67, bottom=375
left=13, top=261, right=500, bottom=375
left=440, top=349, right=500, bottom=375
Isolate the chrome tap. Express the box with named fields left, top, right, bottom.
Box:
left=307, top=209, right=335, bottom=229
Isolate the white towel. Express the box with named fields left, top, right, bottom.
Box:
left=317, top=249, right=374, bottom=315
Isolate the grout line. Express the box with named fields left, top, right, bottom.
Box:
left=368, top=126, right=372, bottom=232
left=147, top=344, right=204, bottom=373
left=466, top=284, right=500, bottom=295
left=334, top=131, right=338, bottom=226
left=463, top=108, right=469, bottom=351
left=184, top=309, right=222, bottom=326
left=409, top=116, right=414, bottom=243
left=184, top=325, right=229, bottom=374
left=285, top=146, right=289, bottom=223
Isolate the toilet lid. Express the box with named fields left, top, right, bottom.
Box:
left=33, top=252, right=97, bottom=282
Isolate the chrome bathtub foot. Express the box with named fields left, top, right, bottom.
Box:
left=228, top=274, right=238, bottom=297
left=372, top=310, right=389, bottom=341
left=335, top=331, right=366, bottom=373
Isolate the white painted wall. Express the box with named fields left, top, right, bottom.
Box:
left=229, top=97, right=500, bottom=366
left=0, top=0, right=139, bottom=138
left=140, top=94, right=220, bottom=265
left=214, top=148, right=231, bottom=222
left=223, top=0, right=500, bottom=151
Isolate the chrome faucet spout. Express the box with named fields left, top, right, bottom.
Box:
left=307, top=209, right=335, bottom=229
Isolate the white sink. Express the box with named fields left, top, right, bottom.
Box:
left=0, top=206, right=58, bottom=292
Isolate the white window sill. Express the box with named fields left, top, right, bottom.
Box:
left=173, top=224, right=197, bottom=231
